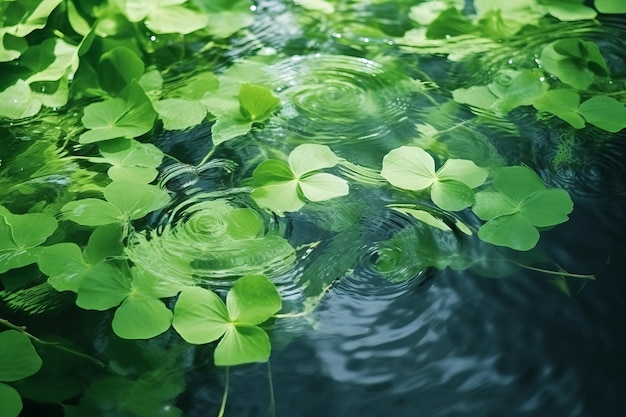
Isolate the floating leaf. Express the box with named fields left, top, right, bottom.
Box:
left=381, top=146, right=487, bottom=211
left=96, top=139, right=164, bottom=183
left=252, top=144, right=349, bottom=215
left=238, top=83, right=281, bottom=121
left=542, top=0, right=597, bottom=21
left=80, top=82, right=156, bottom=144
left=196, top=0, right=255, bottom=38
left=76, top=263, right=179, bottom=339
left=472, top=166, right=574, bottom=251
left=154, top=98, right=207, bottom=130
left=532, top=89, right=585, bottom=128
left=173, top=274, right=281, bottom=366
left=578, top=95, right=626, bottom=133
left=0, top=206, right=57, bottom=273
left=62, top=180, right=170, bottom=227
left=540, top=39, right=609, bottom=90
left=595, top=0, right=626, bottom=13
left=0, top=382, right=22, bottom=417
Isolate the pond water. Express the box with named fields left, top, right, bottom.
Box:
left=1, top=1, right=626, bottom=417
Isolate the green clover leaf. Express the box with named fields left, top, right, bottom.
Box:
left=61, top=180, right=170, bottom=227
left=172, top=274, right=282, bottom=366
left=251, top=144, right=349, bottom=215
left=0, top=206, right=58, bottom=274
left=76, top=262, right=183, bottom=339
left=472, top=166, right=573, bottom=251
left=381, top=146, right=488, bottom=211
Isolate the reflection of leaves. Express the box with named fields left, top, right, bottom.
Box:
left=472, top=166, right=573, bottom=251
left=252, top=144, right=349, bottom=215
left=381, top=146, right=487, bottom=211
left=173, top=274, right=281, bottom=366
left=61, top=180, right=170, bottom=227
left=0, top=206, right=58, bottom=274
left=0, top=330, right=43, bottom=417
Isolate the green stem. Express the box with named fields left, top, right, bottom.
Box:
left=0, top=318, right=106, bottom=368
left=511, top=262, right=595, bottom=280
left=198, top=146, right=217, bottom=167
left=217, top=367, right=230, bottom=417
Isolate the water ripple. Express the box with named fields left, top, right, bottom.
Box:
left=263, top=54, right=417, bottom=144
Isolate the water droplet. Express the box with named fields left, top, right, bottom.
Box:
left=150, top=35, right=157, bottom=42
left=250, top=5, right=257, bottom=11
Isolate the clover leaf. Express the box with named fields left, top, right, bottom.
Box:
left=172, top=274, right=281, bottom=366
left=251, top=144, right=349, bottom=215
left=539, top=39, right=609, bottom=90
left=0, top=330, right=43, bottom=417
left=0, top=206, right=58, bottom=274
left=79, top=81, right=157, bottom=144
left=472, top=166, right=573, bottom=251
left=76, top=262, right=183, bottom=339
left=534, top=90, right=626, bottom=132
left=38, top=224, right=124, bottom=293
left=120, top=0, right=208, bottom=35
left=91, top=139, right=164, bottom=183
left=381, top=146, right=488, bottom=211
left=61, top=180, right=170, bottom=227
left=204, top=83, right=281, bottom=147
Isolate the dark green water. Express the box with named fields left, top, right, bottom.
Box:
left=2, top=1, right=626, bottom=416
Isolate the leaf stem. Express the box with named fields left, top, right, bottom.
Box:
left=217, top=366, right=230, bottom=417
left=267, top=361, right=276, bottom=417
left=510, top=261, right=595, bottom=280
left=197, top=146, right=216, bottom=167
left=0, top=318, right=106, bottom=368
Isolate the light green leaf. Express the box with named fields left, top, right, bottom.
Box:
left=578, top=95, right=626, bottom=133
left=80, top=82, right=156, bottom=144
left=172, top=287, right=230, bottom=344
left=288, top=144, right=339, bottom=177
left=381, top=146, right=436, bottom=190
left=61, top=198, right=123, bottom=226
left=452, top=85, right=497, bottom=111
left=103, top=180, right=170, bottom=221
left=298, top=173, right=349, bottom=202
left=146, top=5, right=209, bottom=35
left=389, top=207, right=452, bottom=232
left=211, top=117, right=253, bottom=147
left=154, top=98, right=207, bottom=130
left=226, top=274, right=281, bottom=325
left=224, top=209, right=264, bottom=239
left=252, top=160, right=295, bottom=184
left=198, top=0, right=255, bottom=38
left=0, top=80, right=42, bottom=119
left=83, top=224, right=125, bottom=264
left=76, top=262, right=131, bottom=310
left=436, top=159, right=488, bottom=188
left=214, top=325, right=271, bottom=366
left=38, top=243, right=89, bottom=293
left=540, top=40, right=608, bottom=90
left=478, top=213, right=540, bottom=251
left=595, top=0, right=626, bottom=13
left=238, top=83, right=280, bottom=121
left=294, top=0, right=335, bottom=13
left=98, top=139, right=163, bottom=183
left=1, top=211, right=57, bottom=249
left=112, top=295, right=173, bottom=339
left=431, top=180, right=475, bottom=211
left=544, top=0, right=597, bottom=20
left=0, top=330, right=42, bottom=381
left=251, top=181, right=303, bottom=214
left=0, top=382, right=22, bottom=417
left=532, top=89, right=585, bottom=128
